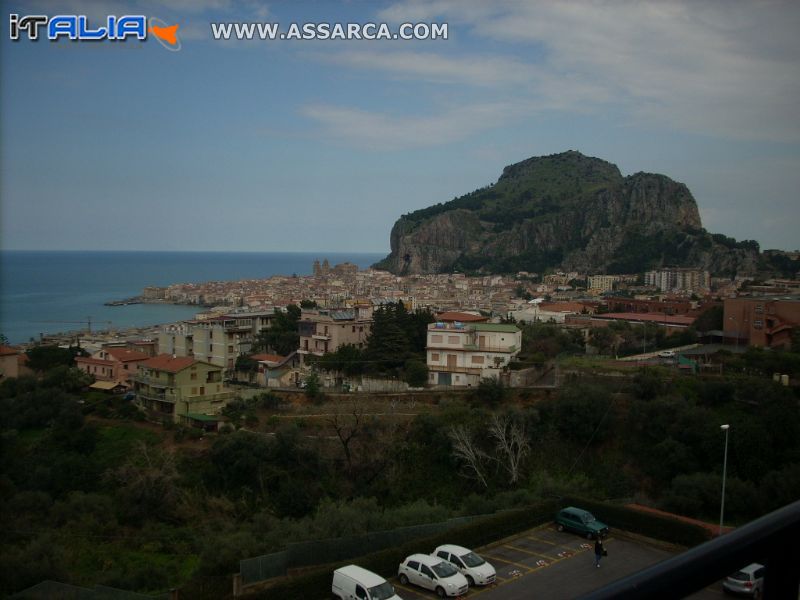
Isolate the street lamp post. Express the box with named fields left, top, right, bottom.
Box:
left=719, top=424, right=730, bottom=536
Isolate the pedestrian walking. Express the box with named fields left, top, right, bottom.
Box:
left=594, top=537, right=605, bottom=568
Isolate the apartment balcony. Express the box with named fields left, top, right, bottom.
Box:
left=134, top=375, right=172, bottom=388
left=137, top=390, right=176, bottom=404
left=460, top=343, right=518, bottom=353
left=136, top=388, right=234, bottom=405
left=428, top=365, right=484, bottom=376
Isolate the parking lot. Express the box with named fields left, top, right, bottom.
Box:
left=391, top=523, right=725, bottom=599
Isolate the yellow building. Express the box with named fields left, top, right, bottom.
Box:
left=133, top=354, right=234, bottom=426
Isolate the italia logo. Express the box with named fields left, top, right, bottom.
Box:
left=8, top=14, right=181, bottom=50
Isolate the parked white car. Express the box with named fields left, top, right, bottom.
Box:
left=332, top=564, right=402, bottom=600
left=658, top=350, right=676, bottom=359
left=722, top=563, right=765, bottom=597
left=433, top=544, right=496, bottom=587
left=398, top=553, right=469, bottom=598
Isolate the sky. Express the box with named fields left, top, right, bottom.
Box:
left=1, top=0, right=799, bottom=254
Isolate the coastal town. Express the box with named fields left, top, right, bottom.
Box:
left=4, top=258, right=798, bottom=430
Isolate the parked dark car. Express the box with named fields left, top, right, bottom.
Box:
left=555, top=507, right=609, bottom=539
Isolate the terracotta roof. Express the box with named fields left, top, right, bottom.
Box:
left=140, top=354, right=198, bottom=373
left=435, top=311, right=488, bottom=322
left=75, top=356, right=115, bottom=367
left=0, top=345, right=18, bottom=357
left=540, top=302, right=593, bottom=313
left=104, top=347, right=150, bottom=362
left=594, top=312, right=696, bottom=326
left=251, top=353, right=285, bottom=364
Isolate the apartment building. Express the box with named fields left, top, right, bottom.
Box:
left=75, top=346, right=150, bottom=387
left=298, top=308, right=372, bottom=359
left=158, top=311, right=276, bottom=375
left=426, top=322, right=521, bottom=387
left=588, top=275, right=618, bottom=293
left=645, top=268, right=710, bottom=293
left=723, top=296, right=800, bottom=349
left=133, top=354, right=234, bottom=425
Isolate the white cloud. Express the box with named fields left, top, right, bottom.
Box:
left=374, top=0, right=800, bottom=143
left=301, top=101, right=521, bottom=150
left=316, top=49, right=534, bottom=87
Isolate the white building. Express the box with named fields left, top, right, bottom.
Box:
left=426, top=322, right=521, bottom=387
left=588, top=275, right=618, bottom=293
left=644, top=268, right=710, bottom=293
left=158, top=311, right=277, bottom=374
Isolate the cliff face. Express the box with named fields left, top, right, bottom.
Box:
left=376, top=151, right=761, bottom=276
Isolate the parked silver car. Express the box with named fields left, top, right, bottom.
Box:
left=722, top=563, right=764, bottom=597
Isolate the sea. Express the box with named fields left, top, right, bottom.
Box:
left=0, top=251, right=385, bottom=344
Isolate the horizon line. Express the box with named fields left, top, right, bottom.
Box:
left=0, top=248, right=389, bottom=254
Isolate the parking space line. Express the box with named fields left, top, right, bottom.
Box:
left=503, top=544, right=557, bottom=561
left=482, top=553, right=535, bottom=572
left=393, top=581, right=424, bottom=596
left=526, top=534, right=557, bottom=545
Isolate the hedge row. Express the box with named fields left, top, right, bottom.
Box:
left=244, top=499, right=560, bottom=600
left=562, top=497, right=711, bottom=547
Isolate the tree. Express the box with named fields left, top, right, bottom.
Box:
left=316, top=344, right=365, bottom=377
left=403, top=359, right=428, bottom=387
left=489, top=412, right=530, bottom=485
left=110, top=441, right=183, bottom=524
left=25, top=345, right=87, bottom=372
left=474, top=377, right=508, bottom=406
left=234, top=355, right=258, bottom=382
left=327, top=399, right=365, bottom=476
left=447, top=425, right=490, bottom=488
left=253, top=305, right=300, bottom=356
left=305, top=371, right=321, bottom=401
left=300, top=299, right=318, bottom=309
left=365, top=302, right=411, bottom=372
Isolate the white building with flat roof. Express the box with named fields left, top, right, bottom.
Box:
left=426, top=322, right=521, bottom=387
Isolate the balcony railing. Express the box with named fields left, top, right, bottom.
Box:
left=134, top=375, right=172, bottom=388
left=137, top=391, right=176, bottom=404
left=582, top=499, right=800, bottom=599
left=428, top=344, right=518, bottom=353
left=428, top=365, right=484, bottom=375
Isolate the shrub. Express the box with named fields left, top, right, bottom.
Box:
left=562, top=496, right=710, bottom=548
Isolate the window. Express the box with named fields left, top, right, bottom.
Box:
left=448, top=335, right=459, bottom=344
left=408, top=560, right=420, bottom=571
left=191, top=387, right=197, bottom=395
left=355, top=585, right=367, bottom=600
left=431, top=334, right=443, bottom=343
left=352, top=326, right=355, bottom=332
left=420, top=565, right=434, bottom=578
left=471, top=355, right=485, bottom=364
left=431, top=353, right=440, bottom=361
left=191, top=372, right=197, bottom=380
left=228, top=345, right=234, bottom=353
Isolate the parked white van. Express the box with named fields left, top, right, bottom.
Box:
left=332, top=565, right=402, bottom=600
left=433, top=544, right=496, bottom=586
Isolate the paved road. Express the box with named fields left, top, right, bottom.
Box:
left=391, top=524, right=725, bottom=599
